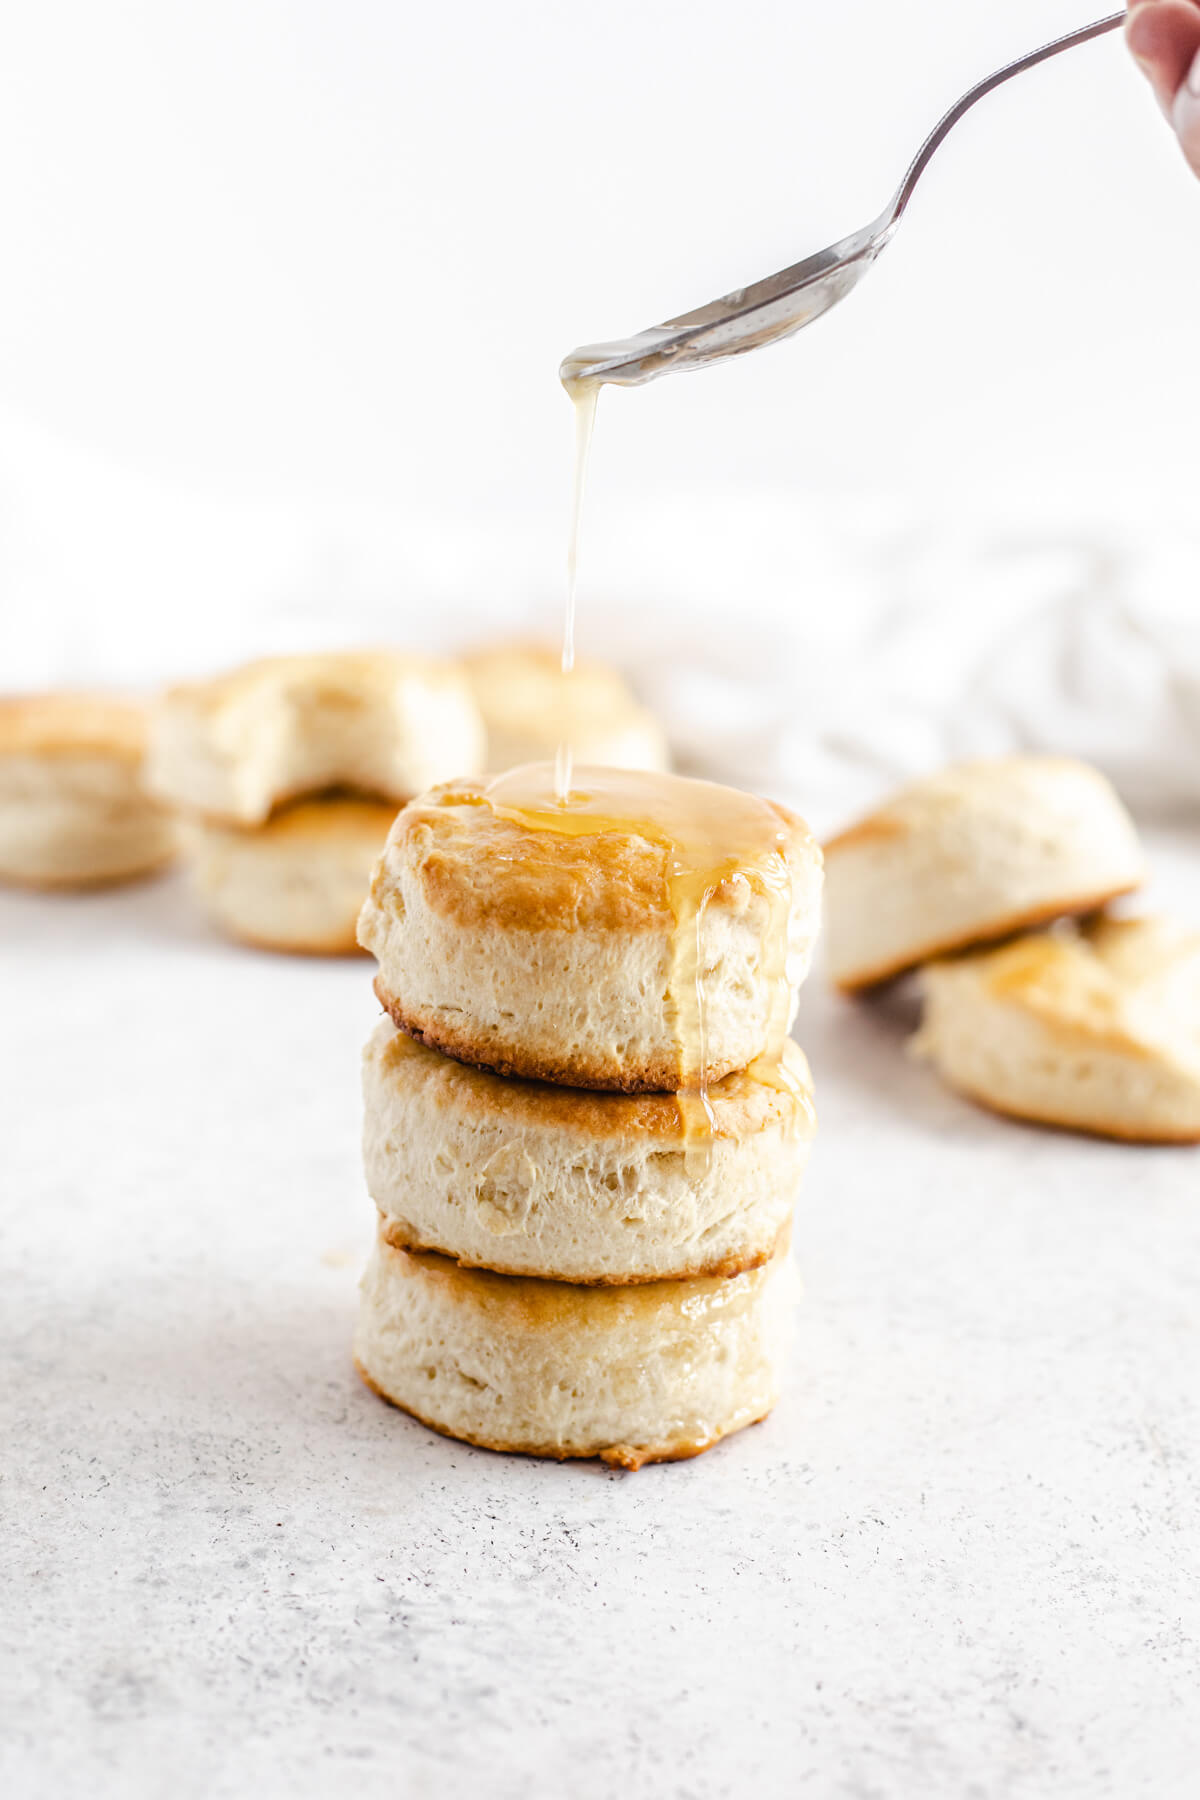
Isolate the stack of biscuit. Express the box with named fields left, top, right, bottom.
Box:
left=353, top=763, right=824, bottom=1467
left=823, top=754, right=1200, bottom=1143
left=145, top=652, right=485, bottom=954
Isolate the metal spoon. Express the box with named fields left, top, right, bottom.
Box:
left=560, top=12, right=1124, bottom=392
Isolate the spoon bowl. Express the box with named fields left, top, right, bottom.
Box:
left=561, top=12, right=1123, bottom=393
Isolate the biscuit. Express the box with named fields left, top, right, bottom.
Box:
left=0, top=693, right=175, bottom=888
left=358, top=765, right=823, bottom=1091
left=185, top=793, right=398, bottom=954
left=362, top=1017, right=815, bottom=1281
left=824, top=756, right=1144, bottom=992
left=147, top=650, right=485, bottom=825
left=354, top=1225, right=797, bottom=1467
left=464, top=641, right=668, bottom=773
left=913, top=916, right=1200, bottom=1142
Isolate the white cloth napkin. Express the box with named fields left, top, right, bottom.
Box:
left=3, top=410, right=1197, bottom=837
left=598, top=507, right=1200, bottom=836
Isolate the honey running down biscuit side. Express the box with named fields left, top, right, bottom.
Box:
left=362, top=1017, right=816, bottom=1282
left=358, top=764, right=823, bottom=1094
left=483, top=762, right=806, bottom=1156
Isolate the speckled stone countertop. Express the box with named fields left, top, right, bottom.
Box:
left=4, top=834, right=1199, bottom=1799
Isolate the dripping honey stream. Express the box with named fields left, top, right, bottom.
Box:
left=484, top=763, right=803, bottom=1168
left=534, top=373, right=803, bottom=1162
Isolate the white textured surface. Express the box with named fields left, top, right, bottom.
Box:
left=4, top=835, right=1200, bottom=1799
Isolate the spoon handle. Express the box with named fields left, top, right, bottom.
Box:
left=888, top=12, right=1126, bottom=226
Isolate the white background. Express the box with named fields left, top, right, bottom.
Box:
left=0, top=0, right=1196, bottom=696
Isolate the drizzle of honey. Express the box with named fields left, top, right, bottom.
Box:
left=555, top=379, right=599, bottom=803
left=553, top=372, right=803, bottom=1169
left=483, top=763, right=794, bottom=1169
left=745, top=1051, right=818, bottom=1142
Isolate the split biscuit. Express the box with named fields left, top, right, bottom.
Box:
left=354, top=1225, right=797, bottom=1467
left=824, top=755, right=1144, bottom=992
left=913, top=916, right=1200, bottom=1142
left=363, top=1017, right=815, bottom=1282
left=147, top=650, right=485, bottom=826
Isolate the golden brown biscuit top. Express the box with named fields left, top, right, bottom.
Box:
left=981, top=932, right=1141, bottom=1054
left=823, top=754, right=1110, bottom=854
left=162, top=650, right=469, bottom=718
left=374, top=1019, right=815, bottom=1143
left=0, top=693, right=148, bottom=760
left=392, top=766, right=818, bottom=934
left=942, top=916, right=1200, bottom=1062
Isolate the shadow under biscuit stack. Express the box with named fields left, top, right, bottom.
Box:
left=352, top=763, right=824, bottom=1468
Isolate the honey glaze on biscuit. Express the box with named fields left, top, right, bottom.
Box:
left=744, top=1049, right=816, bottom=1122
left=482, top=762, right=797, bottom=1165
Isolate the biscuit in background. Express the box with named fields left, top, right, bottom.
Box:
left=362, top=1017, right=815, bottom=1282
left=147, top=649, right=484, bottom=955
left=913, top=916, right=1200, bottom=1143
left=147, top=649, right=486, bottom=826
left=463, top=641, right=669, bottom=774
left=358, top=767, right=823, bottom=1092
left=185, top=793, right=398, bottom=955
left=354, top=1225, right=797, bottom=1468
left=0, top=693, right=175, bottom=890
left=824, top=755, right=1145, bottom=992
